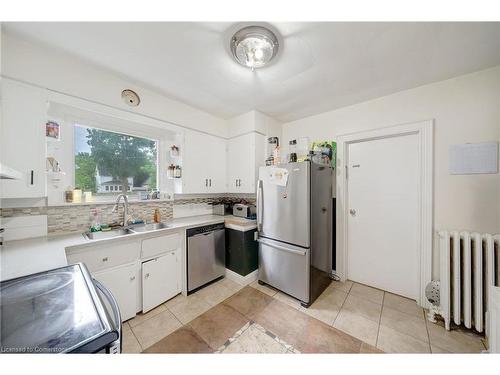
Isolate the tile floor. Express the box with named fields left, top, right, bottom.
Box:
left=122, top=277, right=487, bottom=354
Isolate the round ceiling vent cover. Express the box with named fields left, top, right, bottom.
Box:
left=121, top=89, right=141, bottom=107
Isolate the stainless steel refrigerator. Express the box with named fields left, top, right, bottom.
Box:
left=256, top=161, right=332, bottom=307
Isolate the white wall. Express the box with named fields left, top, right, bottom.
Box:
left=282, top=66, right=500, bottom=277
left=228, top=110, right=282, bottom=140
left=1, top=32, right=228, bottom=138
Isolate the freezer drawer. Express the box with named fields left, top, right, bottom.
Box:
left=258, top=237, right=310, bottom=303
left=187, top=228, right=225, bottom=291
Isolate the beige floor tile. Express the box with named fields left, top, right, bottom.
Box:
left=128, top=304, right=168, bottom=328
left=380, top=306, right=428, bottom=343
left=330, top=279, right=353, bottom=293
left=219, top=277, right=244, bottom=293
left=350, top=283, right=384, bottom=304
left=163, top=293, right=186, bottom=309
left=121, top=326, right=142, bottom=353
left=360, top=342, right=384, bottom=353
left=383, top=292, right=424, bottom=318
left=250, top=280, right=278, bottom=297
left=300, top=287, right=347, bottom=325
left=426, top=320, right=485, bottom=353
left=341, top=293, right=382, bottom=323
left=273, top=291, right=302, bottom=309
left=320, top=285, right=349, bottom=306
left=168, top=294, right=212, bottom=324
left=130, top=309, right=182, bottom=349
left=221, top=324, right=288, bottom=354
left=333, top=309, right=379, bottom=346
left=377, top=325, right=430, bottom=353
left=431, top=345, right=451, bottom=353
left=195, top=281, right=237, bottom=306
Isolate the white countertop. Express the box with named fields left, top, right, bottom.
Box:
left=1, top=214, right=248, bottom=281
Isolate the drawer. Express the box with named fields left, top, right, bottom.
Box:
left=66, top=241, right=140, bottom=273
left=141, top=233, right=181, bottom=259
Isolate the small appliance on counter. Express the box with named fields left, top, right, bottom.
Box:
left=0, top=263, right=121, bottom=353
left=233, top=203, right=256, bottom=219
left=208, top=199, right=234, bottom=216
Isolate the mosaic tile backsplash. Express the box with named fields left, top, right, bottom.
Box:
left=0, top=194, right=256, bottom=235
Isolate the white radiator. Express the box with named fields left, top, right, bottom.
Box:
left=438, top=231, right=500, bottom=332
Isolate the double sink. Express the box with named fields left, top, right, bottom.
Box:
left=83, top=222, right=169, bottom=240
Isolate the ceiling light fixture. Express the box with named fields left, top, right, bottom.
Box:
left=230, top=26, right=279, bottom=71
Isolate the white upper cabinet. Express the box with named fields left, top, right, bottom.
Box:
left=182, top=130, right=226, bottom=193
left=1, top=79, right=47, bottom=198
left=227, top=133, right=265, bottom=194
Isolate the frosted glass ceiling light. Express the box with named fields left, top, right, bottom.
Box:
left=230, top=26, right=279, bottom=70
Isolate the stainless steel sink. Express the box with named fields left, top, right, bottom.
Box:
left=129, top=222, right=169, bottom=233
left=83, top=228, right=132, bottom=240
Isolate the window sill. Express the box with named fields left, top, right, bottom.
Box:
left=47, top=198, right=173, bottom=207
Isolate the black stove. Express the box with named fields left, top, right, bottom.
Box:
left=1, top=263, right=121, bottom=353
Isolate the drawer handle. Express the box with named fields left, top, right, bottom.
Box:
left=102, top=257, right=108, bottom=262
left=144, top=273, right=150, bottom=279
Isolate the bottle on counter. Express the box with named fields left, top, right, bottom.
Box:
left=153, top=208, right=160, bottom=223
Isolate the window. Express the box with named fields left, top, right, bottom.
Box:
left=74, top=124, right=158, bottom=201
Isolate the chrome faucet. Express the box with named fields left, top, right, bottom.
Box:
left=112, top=194, right=129, bottom=226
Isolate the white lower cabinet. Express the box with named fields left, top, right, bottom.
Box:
left=142, top=250, right=180, bottom=313
left=93, top=262, right=138, bottom=322
left=66, top=231, right=183, bottom=321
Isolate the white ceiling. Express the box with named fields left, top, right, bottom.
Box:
left=4, top=22, right=500, bottom=122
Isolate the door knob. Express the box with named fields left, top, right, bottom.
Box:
left=349, top=209, right=356, bottom=216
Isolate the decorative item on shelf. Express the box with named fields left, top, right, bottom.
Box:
left=167, top=164, right=176, bottom=179
left=174, top=165, right=182, bottom=178
left=46, top=121, right=60, bottom=140
left=289, top=140, right=297, bottom=163
left=83, top=191, right=93, bottom=203
left=170, top=145, right=180, bottom=158
left=46, top=157, right=62, bottom=173
left=266, top=137, right=279, bottom=166
left=311, top=141, right=336, bottom=168
left=65, top=187, right=74, bottom=203
left=297, top=137, right=310, bottom=162
left=73, top=188, right=82, bottom=203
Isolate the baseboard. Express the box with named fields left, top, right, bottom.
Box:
left=225, top=268, right=258, bottom=286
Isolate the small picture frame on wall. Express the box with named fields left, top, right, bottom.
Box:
left=46, top=121, right=60, bottom=140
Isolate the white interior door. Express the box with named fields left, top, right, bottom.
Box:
left=347, top=133, right=419, bottom=299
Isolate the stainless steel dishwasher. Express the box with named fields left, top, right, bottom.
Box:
left=186, top=223, right=225, bottom=292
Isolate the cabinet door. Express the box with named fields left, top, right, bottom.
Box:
left=0, top=79, right=47, bottom=198
left=94, top=262, right=138, bottom=322
left=142, top=251, right=180, bottom=313
left=207, top=136, right=227, bottom=193
left=182, top=130, right=208, bottom=193
left=227, top=133, right=256, bottom=193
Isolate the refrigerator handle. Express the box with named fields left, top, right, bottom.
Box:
left=257, top=179, right=263, bottom=231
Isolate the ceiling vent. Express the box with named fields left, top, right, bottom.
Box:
left=121, top=89, right=140, bottom=107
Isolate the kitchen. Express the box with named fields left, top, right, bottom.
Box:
left=1, top=4, right=500, bottom=370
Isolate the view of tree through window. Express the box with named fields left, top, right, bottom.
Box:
left=74, top=124, right=158, bottom=200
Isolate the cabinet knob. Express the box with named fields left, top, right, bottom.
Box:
left=130, top=276, right=136, bottom=281
left=102, top=257, right=108, bottom=262
left=144, top=273, right=150, bottom=279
